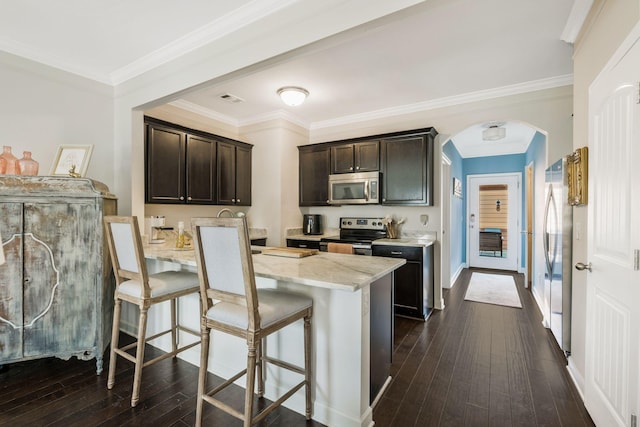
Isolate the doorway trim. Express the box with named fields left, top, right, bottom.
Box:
left=466, top=172, right=521, bottom=271
left=441, top=153, right=452, bottom=289
left=525, top=162, right=534, bottom=288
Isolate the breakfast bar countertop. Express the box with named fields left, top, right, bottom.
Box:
left=143, top=242, right=405, bottom=292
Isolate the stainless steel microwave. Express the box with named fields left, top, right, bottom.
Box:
left=328, top=171, right=380, bottom=205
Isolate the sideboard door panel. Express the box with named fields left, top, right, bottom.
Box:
left=0, top=202, right=24, bottom=360
left=22, top=202, right=98, bottom=357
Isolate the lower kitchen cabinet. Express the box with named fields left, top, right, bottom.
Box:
left=372, top=244, right=434, bottom=320
left=0, top=177, right=117, bottom=373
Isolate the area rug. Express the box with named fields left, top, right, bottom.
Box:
left=464, top=272, right=522, bottom=308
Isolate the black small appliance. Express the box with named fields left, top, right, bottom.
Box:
left=303, top=214, right=323, bottom=235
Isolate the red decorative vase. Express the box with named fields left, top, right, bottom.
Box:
left=0, top=146, right=19, bottom=175
left=18, top=151, right=39, bottom=176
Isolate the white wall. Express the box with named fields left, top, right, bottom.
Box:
left=240, top=119, right=309, bottom=246
left=0, top=51, right=114, bottom=187
left=569, top=0, right=640, bottom=394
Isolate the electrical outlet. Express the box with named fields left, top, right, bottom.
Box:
left=420, top=214, right=429, bottom=226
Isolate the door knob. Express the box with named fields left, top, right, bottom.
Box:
left=575, top=262, right=592, bottom=272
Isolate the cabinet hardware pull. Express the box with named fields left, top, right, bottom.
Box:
left=391, top=251, right=402, bottom=255
left=179, top=196, right=184, bottom=201
left=299, top=244, right=307, bottom=248
left=187, top=196, right=192, bottom=201
left=237, top=199, right=240, bottom=203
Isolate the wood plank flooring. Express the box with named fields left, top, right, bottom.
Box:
left=373, top=268, right=594, bottom=427
left=1, top=268, right=593, bottom=426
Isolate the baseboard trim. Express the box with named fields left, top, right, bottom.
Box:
left=447, top=264, right=465, bottom=288
left=566, top=356, right=586, bottom=402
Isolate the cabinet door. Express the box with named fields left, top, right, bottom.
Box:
left=331, top=144, right=355, bottom=174
left=381, top=133, right=433, bottom=205
left=22, top=202, right=98, bottom=357
left=235, top=144, right=252, bottom=206
left=146, top=124, right=186, bottom=203
left=0, top=202, right=24, bottom=361
left=216, top=141, right=236, bottom=205
left=186, top=135, right=216, bottom=204
left=354, top=140, right=379, bottom=172
left=394, top=261, right=422, bottom=316
left=299, top=146, right=330, bottom=206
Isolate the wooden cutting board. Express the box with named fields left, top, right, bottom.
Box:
left=261, top=247, right=318, bottom=258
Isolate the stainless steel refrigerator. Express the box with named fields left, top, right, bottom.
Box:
left=544, top=158, right=573, bottom=355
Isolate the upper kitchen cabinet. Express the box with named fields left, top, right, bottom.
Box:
left=217, top=140, right=252, bottom=206
left=146, top=121, right=187, bottom=203
left=330, top=140, right=379, bottom=174
left=145, top=117, right=252, bottom=206
left=299, top=145, right=331, bottom=206
left=381, top=128, right=437, bottom=206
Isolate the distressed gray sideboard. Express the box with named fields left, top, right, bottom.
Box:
left=0, top=176, right=117, bottom=374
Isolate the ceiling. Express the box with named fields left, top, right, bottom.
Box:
left=0, top=0, right=581, bottom=157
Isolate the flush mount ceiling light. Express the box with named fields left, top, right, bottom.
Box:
left=482, top=123, right=506, bottom=141
left=277, top=86, right=309, bottom=106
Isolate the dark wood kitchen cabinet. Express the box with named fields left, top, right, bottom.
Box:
left=330, top=140, right=379, bottom=174
left=380, top=128, right=436, bottom=206
left=145, top=117, right=252, bottom=205
left=217, top=140, right=252, bottom=206
left=299, top=145, right=331, bottom=206
left=372, top=243, right=434, bottom=320
left=146, top=120, right=216, bottom=204
left=0, top=177, right=117, bottom=373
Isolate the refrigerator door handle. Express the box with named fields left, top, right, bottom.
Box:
left=543, top=184, right=553, bottom=276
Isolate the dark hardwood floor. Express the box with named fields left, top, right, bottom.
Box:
left=373, top=268, right=595, bottom=427
left=1, top=268, right=593, bottom=426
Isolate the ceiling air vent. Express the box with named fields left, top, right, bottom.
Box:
left=218, top=93, right=244, bottom=103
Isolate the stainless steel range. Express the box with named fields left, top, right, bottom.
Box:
left=319, top=217, right=387, bottom=255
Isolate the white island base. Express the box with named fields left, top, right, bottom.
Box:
left=123, top=248, right=403, bottom=427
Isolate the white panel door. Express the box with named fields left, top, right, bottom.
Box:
left=585, top=31, right=640, bottom=427
left=468, top=173, right=520, bottom=271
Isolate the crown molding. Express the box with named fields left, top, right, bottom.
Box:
left=171, top=74, right=573, bottom=131
left=239, top=110, right=309, bottom=129
left=561, top=0, right=593, bottom=44
left=0, top=38, right=112, bottom=84
left=168, top=100, right=240, bottom=127
left=110, top=0, right=298, bottom=85
left=310, top=74, right=574, bottom=130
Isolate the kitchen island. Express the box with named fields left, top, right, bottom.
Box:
left=134, top=241, right=405, bottom=427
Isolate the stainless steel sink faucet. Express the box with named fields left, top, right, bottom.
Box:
left=216, top=208, right=235, bottom=218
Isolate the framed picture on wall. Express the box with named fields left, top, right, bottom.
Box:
left=453, top=177, right=462, bottom=198
left=50, top=145, right=94, bottom=177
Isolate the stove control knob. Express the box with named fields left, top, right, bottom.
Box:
left=347, top=221, right=352, bottom=225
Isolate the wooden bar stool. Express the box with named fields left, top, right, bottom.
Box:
left=103, top=216, right=200, bottom=407
left=191, top=217, right=313, bottom=427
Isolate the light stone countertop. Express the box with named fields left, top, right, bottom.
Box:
left=143, top=242, right=405, bottom=292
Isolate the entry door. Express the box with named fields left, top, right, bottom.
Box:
left=585, top=31, right=640, bottom=427
left=468, top=174, right=520, bottom=271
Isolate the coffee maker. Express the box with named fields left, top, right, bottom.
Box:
left=303, top=214, right=322, bottom=235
